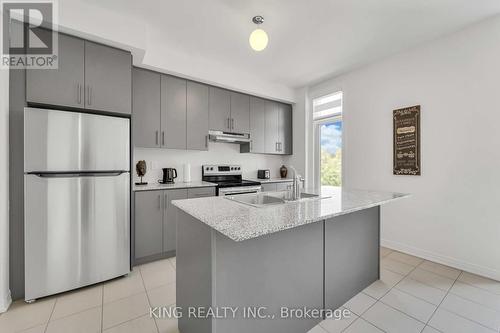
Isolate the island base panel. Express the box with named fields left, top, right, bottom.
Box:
left=177, top=206, right=381, bottom=333
left=176, top=210, right=323, bottom=333
left=212, top=221, right=324, bottom=333
left=177, top=210, right=213, bottom=333
left=325, top=206, right=380, bottom=310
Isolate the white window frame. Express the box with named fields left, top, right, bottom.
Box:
left=312, top=93, right=343, bottom=189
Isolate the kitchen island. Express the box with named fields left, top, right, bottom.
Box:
left=172, top=187, right=408, bottom=333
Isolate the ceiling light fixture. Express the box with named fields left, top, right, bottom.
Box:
left=249, top=16, right=268, bottom=52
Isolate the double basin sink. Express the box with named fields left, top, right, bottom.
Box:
left=226, top=191, right=327, bottom=208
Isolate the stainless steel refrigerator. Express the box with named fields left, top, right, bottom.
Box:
left=24, top=107, right=130, bottom=301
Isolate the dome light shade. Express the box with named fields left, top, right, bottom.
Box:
left=249, top=28, right=268, bottom=51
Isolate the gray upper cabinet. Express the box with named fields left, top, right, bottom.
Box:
left=131, top=67, right=291, bottom=154
left=279, top=103, right=293, bottom=154
left=209, top=87, right=231, bottom=132
left=187, top=81, right=209, bottom=150
left=265, top=101, right=280, bottom=154
left=230, top=92, right=250, bottom=133
left=84, top=41, right=132, bottom=114
left=135, top=191, right=163, bottom=259
left=162, top=75, right=187, bottom=149
left=248, top=97, right=266, bottom=153
left=27, top=33, right=85, bottom=109
left=26, top=32, right=132, bottom=115
left=263, top=101, right=292, bottom=155
left=163, top=189, right=187, bottom=253
left=132, top=68, right=161, bottom=148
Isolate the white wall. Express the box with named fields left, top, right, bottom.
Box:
left=304, top=15, right=500, bottom=280
left=0, top=67, right=10, bottom=312
left=134, top=143, right=286, bottom=184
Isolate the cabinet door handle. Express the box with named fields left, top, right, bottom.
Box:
left=227, top=117, right=230, bottom=130
left=86, top=85, right=92, bottom=106
left=250, top=140, right=253, bottom=151
left=231, top=118, right=234, bottom=130
left=76, top=84, right=80, bottom=104
left=155, top=131, right=159, bottom=145
left=79, top=84, right=83, bottom=105
left=162, top=131, right=165, bottom=146
left=158, top=194, right=161, bottom=210
left=205, top=135, right=208, bottom=148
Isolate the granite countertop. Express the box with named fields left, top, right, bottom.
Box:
left=172, top=187, right=409, bottom=242
left=246, top=178, right=294, bottom=184
left=133, top=181, right=217, bottom=192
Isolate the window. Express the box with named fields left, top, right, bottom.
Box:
left=313, top=92, right=342, bottom=189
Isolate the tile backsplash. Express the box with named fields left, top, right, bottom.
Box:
left=133, top=142, right=287, bottom=183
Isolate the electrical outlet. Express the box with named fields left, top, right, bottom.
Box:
left=151, top=161, right=159, bottom=170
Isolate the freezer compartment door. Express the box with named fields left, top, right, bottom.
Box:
left=24, top=172, right=130, bottom=300
left=24, top=107, right=130, bottom=172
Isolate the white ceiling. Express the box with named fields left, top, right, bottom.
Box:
left=78, top=0, right=500, bottom=89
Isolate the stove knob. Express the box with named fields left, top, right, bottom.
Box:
left=237, top=167, right=240, bottom=170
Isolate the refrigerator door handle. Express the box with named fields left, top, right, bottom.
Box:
left=28, top=171, right=127, bottom=178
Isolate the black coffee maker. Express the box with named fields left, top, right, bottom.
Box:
left=160, top=168, right=177, bottom=184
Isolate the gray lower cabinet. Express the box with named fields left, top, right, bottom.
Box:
left=276, top=182, right=291, bottom=191
left=230, top=92, right=250, bottom=133
left=27, top=33, right=85, bottom=109
left=261, top=181, right=292, bottom=192
left=187, top=81, right=209, bottom=150
left=163, top=189, right=188, bottom=253
left=135, top=190, right=163, bottom=259
left=209, top=87, right=231, bottom=132
left=162, top=75, right=187, bottom=149
left=187, top=187, right=216, bottom=198
left=135, top=187, right=215, bottom=263
left=132, top=68, right=161, bottom=148
left=261, top=183, right=277, bottom=192
left=84, top=41, right=132, bottom=114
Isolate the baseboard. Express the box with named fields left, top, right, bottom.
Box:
left=381, top=239, right=500, bottom=281
left=0, top=289, right=12, bottom=313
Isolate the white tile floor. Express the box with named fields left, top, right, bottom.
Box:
left=1, top=249, right=499, bottom=333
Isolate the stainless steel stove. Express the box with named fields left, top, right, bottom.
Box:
left=202, top=164, right=262, bottom=196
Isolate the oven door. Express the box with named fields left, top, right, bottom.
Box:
left=218, top=186, right=262, bottom=196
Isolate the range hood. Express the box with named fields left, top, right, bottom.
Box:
left=208, top=130, right=251, bottom=144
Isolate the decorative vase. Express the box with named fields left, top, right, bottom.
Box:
left=280, top=165, right=288, bottom=178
